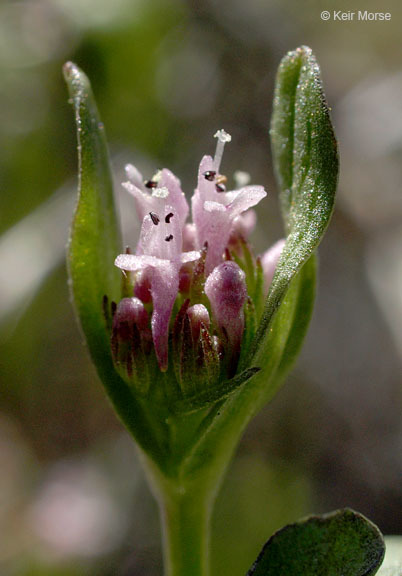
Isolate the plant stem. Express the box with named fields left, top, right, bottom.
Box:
left=159, top=481, right=212, bottom=576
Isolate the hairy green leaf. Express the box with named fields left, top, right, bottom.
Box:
left=64, top=63, right=167, bottom=464
left=249, top=45, right=338, bottom=363
left=174, top=367, right=261, bottom=414
left=247, top=509, right=385, bottom=576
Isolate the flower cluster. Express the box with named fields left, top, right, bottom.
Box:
left=110, top=130, right=283, bottom=393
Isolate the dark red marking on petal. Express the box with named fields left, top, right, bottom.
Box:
left=203, top=170, right=216, bottom=181
left=144, top=180, right=157, bottom=189
left=150, top=212, right=160, bottom=225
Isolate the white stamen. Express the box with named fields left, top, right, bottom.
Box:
left=233, top=170, right=251, bottom=188
left=152, top=170, right=162, bottom=183
left=152, top=186, right=169, bottom=199
left=213, top=129, right=232, bottom=172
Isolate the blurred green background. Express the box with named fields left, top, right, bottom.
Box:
left=1, top=0, right=402, bottom=574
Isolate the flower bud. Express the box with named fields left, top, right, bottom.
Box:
left=260, top=239, right=285, bottom=295
left=172, top=301, right=219, bottom=398
left=205, top=261, right=247, bottom=372
left=111, top=297, right=152, bottom=394
left=187, top=304, right=210, bottom=342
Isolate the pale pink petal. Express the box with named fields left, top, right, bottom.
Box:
left=202, top=208, right=233, bottom=273
left=193, top=160, right=233, bottom=271
left=122, top=180, right=156, bottom=223
left=260, top=238, right=285, bottom=294
left=150, top=264, right=179, bottom=371
left=125, top=164, right=144, bottom=189
left=138, top=207, right=183, bottom=261
left=115, top=253, right=168, bottom=272
left=225, top=186, right=267, bottom=219
left=196, top=155, right=216, bottom=203
left=204, top=201, right=226, bottom=213
left=115, top=253, right=179, bottom=371
left=159, top=169, right=189, bottom=226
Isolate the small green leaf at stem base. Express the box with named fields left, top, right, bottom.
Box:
left=247, top=509, right=385, bottom=576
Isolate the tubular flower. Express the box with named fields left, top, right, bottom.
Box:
left=192, top=130, right=267, bottom=273
left=113, top=131, right=281, bottom=395
left=115, top=185, right=199, bottom=371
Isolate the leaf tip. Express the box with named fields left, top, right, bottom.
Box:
left=63, top=61, right=80, bottom=83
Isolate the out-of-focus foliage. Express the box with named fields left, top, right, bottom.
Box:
left=1, top=0, right=402, bottom=574
left=377, top=537, right=402, bottom=576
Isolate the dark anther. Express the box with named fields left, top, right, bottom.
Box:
left=203, top=170, right=216, bottom=181
left=165, top=234, right=174, bottom=242
left=215, top=183, right=226, bottom=193
left=150, top=212, right=160, bottom=225
left=144, top=180, right=157, bottom=189
left=165, top=212, right=174, bottom=223
left=125, top=245, right=131, bottom=254
left=111, top=301, right=117, bottom=317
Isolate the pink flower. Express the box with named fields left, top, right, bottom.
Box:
left=114, top=130, right=269, bottom=375
left=192, top=130, right=267, bottom=273
left=115, top=184, right=199, bottom=371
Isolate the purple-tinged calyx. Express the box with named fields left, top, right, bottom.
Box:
left=111, top=297, right=152, bottom=392
left=172, top=300, right=220, bottom=394
left=205, top=260, right=247, bottom=373
left=192, top=130, right=267, bottom=273
left=115, top=185, right=200, bottom=371
left=187, top=304, right=210, bottom=342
